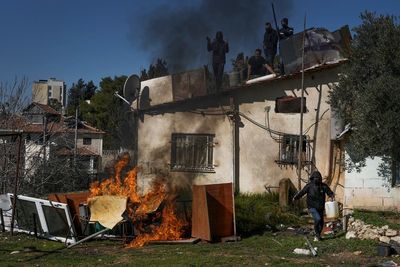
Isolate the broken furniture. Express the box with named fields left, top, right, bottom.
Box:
left=191, top=183, right=235, bottom=241
left=48, top=191, right=90, bottom=236
left=4, top=193, right=77, bottom=244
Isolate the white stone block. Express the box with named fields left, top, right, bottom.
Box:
left=344, top=177, right=364, bottom=188
left=379, top=236, right=391, bottom=243
left=363, top=178, right=384, bottom=188
left=346, top=231, right=356, bottom=239
left=385, top=229, right=398, bottom=237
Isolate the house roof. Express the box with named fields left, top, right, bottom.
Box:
left=55, top=147, right=99, bottom=157
left=141, top=60, right=347, bottom=113
left=0, top=114, right=105, bottom=135
left=24, top=102, right=61, bottom=116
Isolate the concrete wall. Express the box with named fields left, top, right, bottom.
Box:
left=138, top=111, right=233, bottom=195
left=32, top=79, right=66, bottom=109
left=137, top=66, right=343, bottom=197
left=76, top=134, right=103, bottom=156
left=47, top=79, right=66, bottom=107
left=236, top=74, right=334, bottom=193
left=344, top=156, right=400, bottom=211
left=234, top=68, right=339, bottom=193
left=32, top=83, right=48, bottom=105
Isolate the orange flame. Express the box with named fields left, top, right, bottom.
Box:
left=89, top=154, right=187, bottom=247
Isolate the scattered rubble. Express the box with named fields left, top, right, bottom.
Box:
left=346, top=217, right=400, bottom=245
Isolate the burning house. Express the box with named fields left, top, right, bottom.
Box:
left=133, top=25, right=399, bottom=212
left=135, top=62, right=345, bottom=198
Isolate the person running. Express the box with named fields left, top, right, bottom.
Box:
left=293, top=171, right=334, bottom=241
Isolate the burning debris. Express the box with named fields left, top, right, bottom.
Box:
left=88, top=153, right=187, bottom=248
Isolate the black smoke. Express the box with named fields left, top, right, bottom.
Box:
left=131, top=0, right=293, bottom=72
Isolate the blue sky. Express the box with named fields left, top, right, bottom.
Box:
left=0, top=0, right=399, bottom=91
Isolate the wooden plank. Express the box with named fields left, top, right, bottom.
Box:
left=205, top=183, right=234, bottom=238
left=191, top=183, right=234, bottom=241
left=191, top=185, right=211, bottom=241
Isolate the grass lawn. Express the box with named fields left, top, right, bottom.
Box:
left=0, top=230, right=398, bottom=267
left=353, top=210, right=400, bottom=230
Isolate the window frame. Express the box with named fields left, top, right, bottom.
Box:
left=276, top=134, right=310, bottom=165
left=170, top=133, right=215, bottom=173
left=82, top=138, right=92, bottom=145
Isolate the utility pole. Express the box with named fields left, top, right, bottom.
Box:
left=10, top=133, right=23, bottom=235
left=297, top=14, right=307, bottom=190
left=74, top=107, right=78, bottom=165
left=42, top=114, right=47, bottom=194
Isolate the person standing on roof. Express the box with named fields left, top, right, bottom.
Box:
left=247, top=49, right=276, bottom=80
left=263, top=22, right=278, bottom=69
left=279, top=18, right=294, bottom=40
left=292, top=171, right=334, bottom=241
left=207, top=31, right=229, bottom=91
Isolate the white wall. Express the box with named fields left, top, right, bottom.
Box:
left=344, top=155, right=400, bottom=211
left=137, top=111, right=233, bottom=195
left=136, top=66, right=342, bottom=196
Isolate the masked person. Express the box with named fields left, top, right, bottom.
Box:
left=293, top=171, right=334, bottom=241
left=278, top=18, right=294, bottom=40
left=207, top=31, right=229, bottom=91
left=247, top=48, right=276, bottom=80
left=263, top=22, right=278, bottom=68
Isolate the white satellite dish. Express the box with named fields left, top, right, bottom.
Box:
left=123, top=74, right=140, bottom=104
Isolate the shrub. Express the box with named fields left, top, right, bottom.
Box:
left=235, top=192, right=303, bottom=236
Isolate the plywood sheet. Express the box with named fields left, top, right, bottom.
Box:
left=88, top=195, right=127, bottom=229
left=191, top=183, right=234, bottom=241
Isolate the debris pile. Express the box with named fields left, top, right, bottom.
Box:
left=89, top=153, right=187, bottom=247
left=346, top=217, right=400, bottom=245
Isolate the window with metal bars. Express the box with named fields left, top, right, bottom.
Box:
left=170, top=133, right=215, bottom=172
left=277, top=134, right=310, bottom=165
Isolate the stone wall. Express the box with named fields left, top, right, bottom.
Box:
left=344, top=156, right=400, bottom=211
left=346, top=217, right=400, bottom=245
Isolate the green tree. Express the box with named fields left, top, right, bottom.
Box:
left=67, top=79, right=97, bottom=115
left=48, top=98, right=62, bottom=112
left=80, top=76, right=134, bottom=149
left=329, top=12, right=400, bottom=182
left=140, top=58, right=169, bottom=81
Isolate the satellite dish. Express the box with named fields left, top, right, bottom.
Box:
left=123, top=74, right=140, bottom=103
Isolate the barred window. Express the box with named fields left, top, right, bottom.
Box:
left=171, top=133, right=214, bottom=172
left=277, top=134, right=309, bottom=165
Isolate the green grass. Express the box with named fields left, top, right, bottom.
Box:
left=0, top=230, right=390, bottom=267
left=235, top=192, right=304, bottom=236
left=353, top=209, right=400, bottom=230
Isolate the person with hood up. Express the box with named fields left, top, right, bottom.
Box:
left=207, top=31, right=229, bottom=91
left=292, top=171, right=334, bottom=241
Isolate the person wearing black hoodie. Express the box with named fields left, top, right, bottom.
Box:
left=207, top=31, right=229, bottom=91
left=263, top=22, right=278, bottom=68
left=293, top=171, right=334, bottom=241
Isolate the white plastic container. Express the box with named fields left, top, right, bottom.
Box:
left=325, top=201, right=339, bottom=219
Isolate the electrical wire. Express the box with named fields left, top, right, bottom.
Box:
left=303, top=108, right=329, bottom=135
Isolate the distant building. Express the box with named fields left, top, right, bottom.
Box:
left=0, top=102, right=104, bottom=193
left=32, top=78, right=67, bottom=114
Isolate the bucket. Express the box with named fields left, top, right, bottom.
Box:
left=228, top=71, right=240, bottom=87
left=325, top=201, right=339, bottom=219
